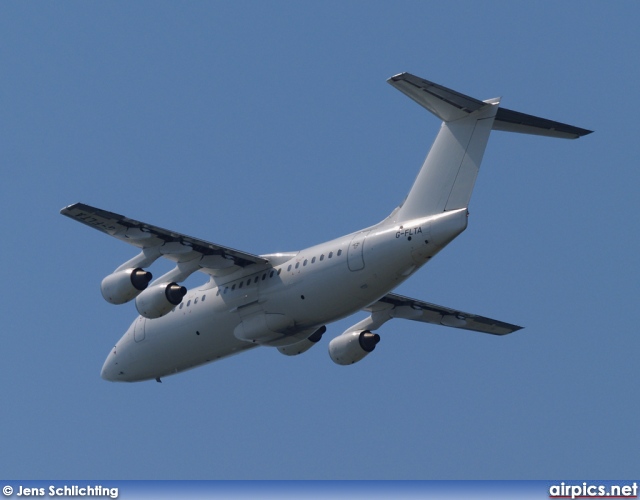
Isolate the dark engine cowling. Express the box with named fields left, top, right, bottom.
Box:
left=328, top=330, right=381, bottom=365
left=101, top=268, right=152, bottom=305
left=135, top=282, right=187, bottom=319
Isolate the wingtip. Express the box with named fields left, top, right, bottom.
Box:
left=60, top=202, right=81, bottom=214
left=60, top=204, right=73, bottom=215
left=388, top=72, right=408, bottom=82
left=578, top=129, right=594, bottom=138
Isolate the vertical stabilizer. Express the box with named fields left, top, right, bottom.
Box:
left=389, top=72, right=499, bottom=220
left=387, top=72, right=592, bottom=222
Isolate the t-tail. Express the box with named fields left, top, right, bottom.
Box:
left=388, top=73, right=592, bottom=222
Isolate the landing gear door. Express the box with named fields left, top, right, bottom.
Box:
left=347, top=231, right=370, bottom=271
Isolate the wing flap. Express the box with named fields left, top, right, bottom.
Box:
left=365, top=292, right=522, bottom=336
left=60, top=203, right=269, bottom=272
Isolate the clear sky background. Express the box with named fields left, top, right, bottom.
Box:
left=1, top=1, right=638, bottom=480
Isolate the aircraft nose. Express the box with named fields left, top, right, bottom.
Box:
left=100, top=347, right=120, bottom=382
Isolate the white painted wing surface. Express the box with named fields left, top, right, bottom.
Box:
left=365, top=292, right=522, bottom=336
left=60, top=202, right=269, bottom=273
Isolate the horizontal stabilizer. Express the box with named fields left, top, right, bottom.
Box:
left=388, top=72, right=488, bottom=122
left=494, top=107, right=592, bottom=139
left=388, top=72, right=592, bottom=139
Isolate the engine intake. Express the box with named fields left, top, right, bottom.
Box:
left=135, top=282, right=187, bottom=319
left=328, top=330, right=381, bottom=365
left=101, top=268, right=152, bottom=305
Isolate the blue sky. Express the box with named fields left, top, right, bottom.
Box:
left=1, top=1, right=638, bottom=479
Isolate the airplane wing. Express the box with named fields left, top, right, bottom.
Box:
left=364, top=292, right=522, bottom=336
left=60, top=203, right=269, bottom=274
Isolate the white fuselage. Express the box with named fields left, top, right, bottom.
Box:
left=100, top=209, right=468, bottom=381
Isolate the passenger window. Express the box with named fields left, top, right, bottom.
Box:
left=303, top=259, right=308, bottom=266
left=194, top=297, right=198, bottom=304
left=187, top=300, right=191, bottom=306
left=232, top=284, right=236, bottom=291
left=254, top=276, right=259, bottom=283
left=247, top=279, right=251, bottom=286
left=320, top=254, right=324, bottom=261
left=312, top=257, right=316, bottom=263
left=202, top=295, right=206, bottom=301
left=277, top=268, right=282, bottom=275
left=329, top=252, right=333, bottom=258
left=337, top=249, right=342, bottom=256
left=287, top=265, right=292, bottom=271
left=239, top=281, right=243, bottom=289
left=270, top=270, right=274, bottom=278
left=224, top=287, right=229, bottom=294
left=262, top=273, right=266, bottom=280
left=216, top=290, right=220, bottom=296
left=180, top=303, right=184, bottom=309
left=295, top=262, right=300, bottom=269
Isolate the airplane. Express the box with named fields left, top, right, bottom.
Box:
left=61, top=72, right=591, bottom=383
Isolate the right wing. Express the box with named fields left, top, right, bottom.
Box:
left=60, top=203, right=269, bottom=275
left=364, top=292, right=522, bottom=336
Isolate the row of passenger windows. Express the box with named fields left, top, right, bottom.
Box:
left=215, top=248, right=344, bottom=296
left=170, top=248, right=344, bottom=310
left=288, top=249, right=343, bottom=271
left=173, top=294, right=207, bottom=312
left=215, top=268, right=283, bottom=296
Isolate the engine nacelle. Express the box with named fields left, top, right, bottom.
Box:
left=328, top=330, right=380, bottom=365
left=101, top=268, right=152, bottom=305
left=135, top=282, right=187, bottom=319
left=278, top=326, right=326, bottom=356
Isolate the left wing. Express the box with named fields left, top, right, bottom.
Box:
left=364, top=292, right=522, bottom=336
left=60, top=203, right=269, bottom=274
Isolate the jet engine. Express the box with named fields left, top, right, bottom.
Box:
left=328, top=330, right=380, bottom=365
left=135, top=282, right=187, bottom=319
left=101, top=268, right=152, bottom=305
